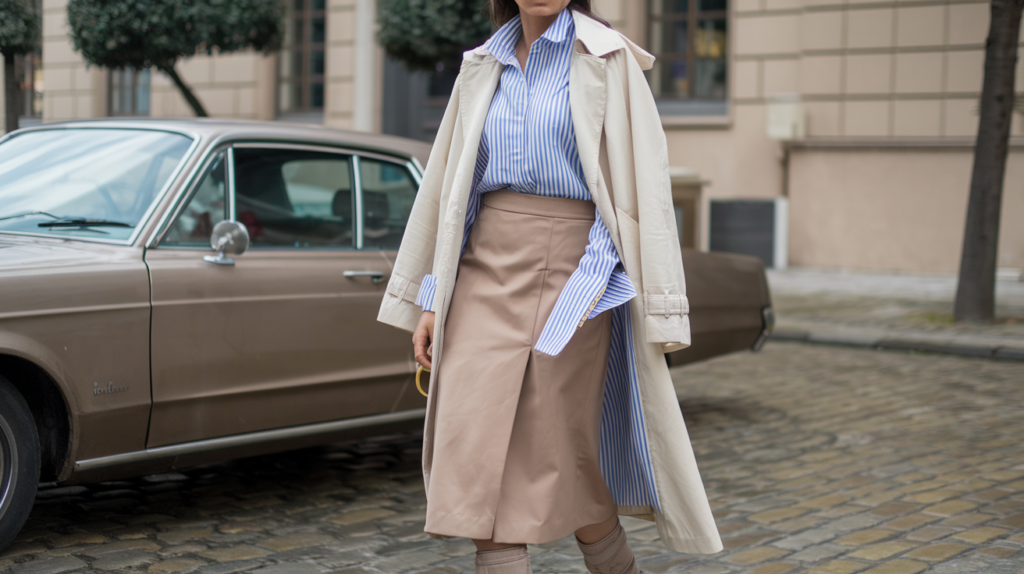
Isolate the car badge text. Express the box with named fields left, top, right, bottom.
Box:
left=93, top=381, right=129, bottom=395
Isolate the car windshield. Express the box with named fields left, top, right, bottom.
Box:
left=0, top=128, right=193, bottom=241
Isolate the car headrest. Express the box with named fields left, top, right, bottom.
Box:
left=332, top=189, right=352, bottom=220
left=363, top=191, right=389, bottom=227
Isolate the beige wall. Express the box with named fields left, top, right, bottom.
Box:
left=325, top=0, right=357, bottom=129
left=149, top=53, right=275, bottom=120
left=41, top=0, right=104, bottom=122
left=789, top=147, right=1024, bottom=273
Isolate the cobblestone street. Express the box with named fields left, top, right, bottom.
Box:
left=2, top=342, right=1023, bottom=574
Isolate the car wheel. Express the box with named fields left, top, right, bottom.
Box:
left=0, top=377, right=39, bottom=553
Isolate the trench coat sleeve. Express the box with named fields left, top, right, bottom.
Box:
left=609, top=49, right=691, bottom=352
left=377, top=76, right=462, bottom=334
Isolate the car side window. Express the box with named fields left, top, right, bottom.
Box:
left=358, top=157, right=417, bottom=251
left=233, top=148, right=354, bottom=249
left=162, top=151, right=227, bottom=247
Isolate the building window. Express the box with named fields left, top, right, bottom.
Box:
left=13, top=51, right=42, bottom=126
left=108, top=68, right=151, bottom=116
left=278, top=0, right=326, bottom=119
left=648, top=0, right=728, bottom=115
left=13, top=0, right=42, bottom=128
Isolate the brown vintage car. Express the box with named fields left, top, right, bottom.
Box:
left=0, top=119, right=772, bottom=551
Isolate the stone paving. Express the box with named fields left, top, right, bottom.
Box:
left=2, top=342, right=1024, bottom=573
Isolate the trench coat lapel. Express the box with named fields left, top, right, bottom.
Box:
left=569, top=15, right=621, bottom=255
left=458, top=56, right=503, bottom=142
left=569, top=50, right=606, bottom=196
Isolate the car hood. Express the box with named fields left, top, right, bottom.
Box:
left=0, top=234, right=136, bottom=271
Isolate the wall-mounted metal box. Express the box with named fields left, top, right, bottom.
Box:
left=709, top=198, right=788, bottom=269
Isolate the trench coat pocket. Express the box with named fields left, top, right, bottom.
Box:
left=615, top=208, right=642, bottom=285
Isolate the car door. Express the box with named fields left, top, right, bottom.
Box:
left=355, top=155, right=430, bottom=412
left=144, top=143, right=416, bottom=448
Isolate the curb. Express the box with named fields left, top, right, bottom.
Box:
left=768, top=330, right=1024, bottom=361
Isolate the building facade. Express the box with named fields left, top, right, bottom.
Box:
left=2, top=0, right=1021, bottom=275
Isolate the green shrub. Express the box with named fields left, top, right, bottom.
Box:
left=1, top=0, right=40, bottom=133
left=378, top=0, right=492, bottom=72
left=67, top=0, right=283, bottom=116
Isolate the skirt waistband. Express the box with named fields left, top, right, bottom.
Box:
left=482, top=190, right=595, bottom=220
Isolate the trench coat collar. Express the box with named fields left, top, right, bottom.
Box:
left=569, top=10, right=656, bottom=70
left=463, top=10, right=655, bottom=70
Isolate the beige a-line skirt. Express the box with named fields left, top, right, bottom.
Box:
left=425, top=190, right=617, bottom=544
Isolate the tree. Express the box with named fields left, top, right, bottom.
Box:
left=0, top=0, right=39, bottom=134
left=378, top=0, right=491, bottom=72
left=66, top=0, right=283, bottom=117
left=953, top=0, right=1024, bottom=322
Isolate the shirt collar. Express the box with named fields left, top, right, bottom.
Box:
left=484, top=8, right=575, bottom=67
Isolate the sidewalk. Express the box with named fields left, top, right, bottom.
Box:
left=766, top=267, right=1024, bottom=360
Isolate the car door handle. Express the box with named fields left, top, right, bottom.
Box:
left=344, top=270, right=385, bottom=284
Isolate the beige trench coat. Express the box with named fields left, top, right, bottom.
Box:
left=377, top=10, right=723, bottom=554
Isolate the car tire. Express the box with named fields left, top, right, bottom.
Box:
left=0, top=377, right=39, bottom=553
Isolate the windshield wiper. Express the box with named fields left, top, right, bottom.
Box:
left=0, top=211, right=60, bottom=222
left=38, top=218, right=132, bottom=228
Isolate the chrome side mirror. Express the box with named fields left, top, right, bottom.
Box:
left=203, top=220, right=250, bottom=266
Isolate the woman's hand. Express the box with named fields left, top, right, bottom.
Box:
left=413, top=311, right=435, bottom=370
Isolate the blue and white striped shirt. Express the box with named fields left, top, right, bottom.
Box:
left=416, top=8, right=637, bottom=356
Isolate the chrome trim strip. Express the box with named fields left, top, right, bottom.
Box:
left=353, top=155, right=364, bottom=250
left=411, top=156, right=425, bottom=176
left=227, top=147, right=237, bottom=220
left=407, top=160, right=423, bottom=186
left=0, top=302, right=150, bottom=322
left=751, top=305, right=775, bottom=352
left=74, top=408, right=426, bottom=472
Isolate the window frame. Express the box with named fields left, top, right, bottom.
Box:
left=277, top=0, right=327, bottom=117
left=647, top=0, right=731, bottom=118
left=108, top=68, right=152, bottom=117
left=154, top=141, right=423, bottom=252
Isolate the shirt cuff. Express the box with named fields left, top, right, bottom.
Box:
left=415, top=274, right=438, bottom=312
left=587, top=265, right=637, bottom=319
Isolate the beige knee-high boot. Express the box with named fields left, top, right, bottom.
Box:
left=475, top=546, right=531, bottom=574
left=576, top=520, right=641, bottom=574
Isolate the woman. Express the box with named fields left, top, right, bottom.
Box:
left=377, top=1, right=722, bottom=572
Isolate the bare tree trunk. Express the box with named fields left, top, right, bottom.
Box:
left=158, top=63, right=208, bottom=117
left=954, top=0, right=1024, bottom=322
left=4, top=53, right=21, bottom=134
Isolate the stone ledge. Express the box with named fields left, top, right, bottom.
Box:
left=768, top=330, right=1024, bottom=361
